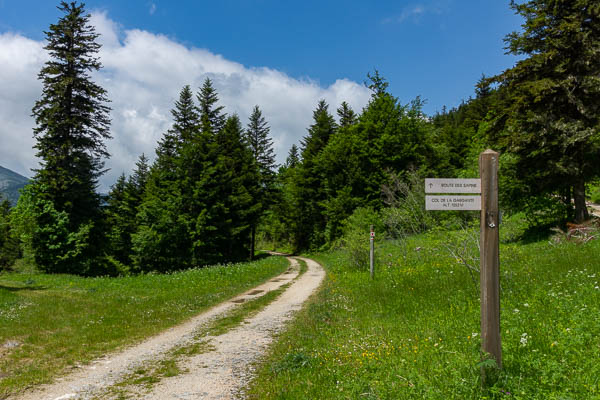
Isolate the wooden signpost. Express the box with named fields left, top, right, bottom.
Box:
left=426, top=149, right=501, bottom=378
left=370, top=225, right=375, bottom=280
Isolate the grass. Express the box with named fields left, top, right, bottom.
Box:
left=247, top=217, right=600, bottom=399
left=202, top=260, right=304, bottom=337
left=95, top=258, right=308, bottom=398
left=0, top=255, right=289, bottom=398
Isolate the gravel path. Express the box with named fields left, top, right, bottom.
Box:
left=13, top=257, right=325, bottom=400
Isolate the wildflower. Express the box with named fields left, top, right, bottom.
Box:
left=523, top=303, right=529, bottom=307
left=520, top=333, right=528, bottom=346
left=513, top=308, right=520, bottom=313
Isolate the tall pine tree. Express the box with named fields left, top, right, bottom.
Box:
left=488, top=0, right=600, bottom=222
left=30, top=1, right=111, bottom=274
left=133, top=86, right=199, bottom=272
left=197, top=78, right=226, bottom=135
left=245, top=105, right=276, bottom=258
left=294, top=100, right=337, bottom=249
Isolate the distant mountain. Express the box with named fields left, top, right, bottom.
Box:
left=0, top=166, right=30, bottom=206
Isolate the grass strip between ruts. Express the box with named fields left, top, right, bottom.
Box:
left=0, top=255, right=289, bottom=398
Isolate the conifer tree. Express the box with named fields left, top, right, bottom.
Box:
left=295, top=100, right=337, bottom=249
left=214, top=115, right=260, bottom=261
left=197, top=78, right=226, bottom=135
left=105, top=173, right=129, bottom=265
left=30, top=1, right=111, bottom=274
left=0, top=196, right=20, bottom=269
left=244, top=105, right=276, bottom=258
left=489, top=0, right=600, bottom=222
left=337, top=101, right=357, bottom=128
left=172, top=85, right=200, bottom=143
left=106, top=154, right=150, bottom=268
left=285, top=144, right=300, bottom=169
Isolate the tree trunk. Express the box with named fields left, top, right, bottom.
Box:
left=573, top=177, right=589, bottom=222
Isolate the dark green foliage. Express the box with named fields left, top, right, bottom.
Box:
left=0, top=196, right=21, bottom=269
left=132, top=82, right=262, bottom=271
left=133, top=85, right=201, bottom=272
left=29, top=1, right=111, bottom=274
left=317, top=76, right=434, bottom=245
left=336, top=101, right=357, bottom=128
left=214, top=115, right=260, bottom=261
left=295, top=100, right=338, bottom=249
left=197, top=78, right=226, bottom=134
left=285, top=144, right=300, bottom=169
left=245, top=106, right=277, bottom=256
left=487, top=0, right=600, bottom=222
left=104, top=154, right=150, bottom=270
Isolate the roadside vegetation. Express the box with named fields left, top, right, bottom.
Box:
left=98, top=259, right=308, bottom=399
left=247, top=216, right=600, bottom=399
left=0, top=1, right=599, bottom=398
left=0, top=256, right=287, bottom=397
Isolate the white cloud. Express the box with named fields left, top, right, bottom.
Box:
left=0, top=11, right=371, bottom=191
left=383, top=1, right=449, bottom=24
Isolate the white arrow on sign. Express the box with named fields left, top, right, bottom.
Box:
left=425, top=178, right=481, bottom=194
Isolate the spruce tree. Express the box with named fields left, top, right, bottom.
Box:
left=337, top=101, right=357, bottom=128
left=285, top=144, right=300, bottom=169
left=489, top=0, right=600, bottom=222
left=171, top=85, right=200, bottom=143
left=215, top=115, right=260, bottom=261
left=244, top=105, right=276, bottom=258
left=105, top=173, right=129, bottom=266
left=0, top=196, right=20, bottom=269
left=30, top=1, right=111, bottom=274
left=197, top=78, right=226, bottom=135
left=295, top=100, right=337, bottom=249
left=133, top=86, right=199, bottom=272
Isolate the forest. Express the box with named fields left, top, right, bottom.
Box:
left=0, top=0, right=599, bottom=276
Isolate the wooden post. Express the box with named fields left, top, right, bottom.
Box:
left=479, top=149, right=501, bottom=375
left=370, top=225, right=374, bottom=280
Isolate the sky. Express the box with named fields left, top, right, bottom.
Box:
left=0, top=0, right=524, bottom=191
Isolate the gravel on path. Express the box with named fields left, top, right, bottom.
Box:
left=13, top=257, right=324, bottom=400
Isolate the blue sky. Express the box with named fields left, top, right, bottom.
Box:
left=0, top=0, right=524, bottom=188
left=2, top=0, right=522, bottom=113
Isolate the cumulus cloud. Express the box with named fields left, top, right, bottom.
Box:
left=0, top=11, right=371, bottom=191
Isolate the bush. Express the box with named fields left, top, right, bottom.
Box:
left=10, top=184, right=109, bottom=275
left=0, top=197, right=21, bottom=269
left=337, top=207, right=383, bottom=270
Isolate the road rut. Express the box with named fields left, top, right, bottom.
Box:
left=13, top=257, right=325, bottom=400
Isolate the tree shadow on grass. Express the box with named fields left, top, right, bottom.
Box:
left=0, top=284, right=46, bottom=292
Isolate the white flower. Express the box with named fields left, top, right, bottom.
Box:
left=520, top=333, right=528, bottom=346
left=472, top=332, right=478, bottom=338
left=523, top=303, right=529, bottom=307
left=514, top=308, right=520, bottom=313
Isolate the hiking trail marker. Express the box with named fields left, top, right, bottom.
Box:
left=425, top=149, right=501, bottom=380
left=370, top=225, right=374, bottom=280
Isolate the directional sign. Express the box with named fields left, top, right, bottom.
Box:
left=425, top=178, right=481, bottom=194
left=425, top=195, right=481, bottom=211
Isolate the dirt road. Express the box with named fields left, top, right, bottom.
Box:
left=14, top=256, right=325, bottom=400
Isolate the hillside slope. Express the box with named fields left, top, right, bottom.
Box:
left=0, top=165, right=29, bottom=205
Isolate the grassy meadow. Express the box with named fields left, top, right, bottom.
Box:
left=0, top=255, right=288, bottom=397
left=247, top=217, right=600, bottom=399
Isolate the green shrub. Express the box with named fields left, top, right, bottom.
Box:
left=336, top=206, right=383, bottom=270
